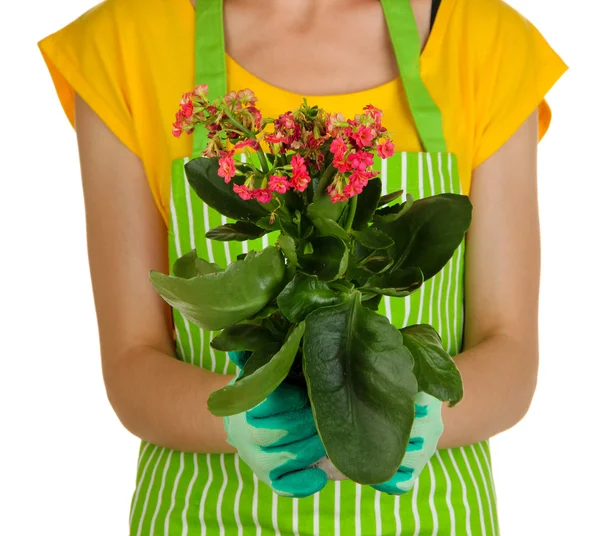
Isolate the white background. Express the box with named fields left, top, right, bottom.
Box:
left=1, top=0, right=598, bottom=534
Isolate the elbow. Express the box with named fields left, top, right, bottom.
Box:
left=499, top=340, right=539, bottom=433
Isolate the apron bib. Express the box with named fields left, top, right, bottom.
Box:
left=129, top=1, right=499, bottom=534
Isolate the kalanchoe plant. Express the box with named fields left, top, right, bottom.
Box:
left=151, top=86, right=471, bottom=485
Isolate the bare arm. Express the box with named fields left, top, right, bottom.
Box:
left=74, top=93, right=235, bottom=453
left=438, top=110, right=541, bottom=449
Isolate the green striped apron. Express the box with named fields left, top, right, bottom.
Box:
left=128, top=0, right=499, bottom=534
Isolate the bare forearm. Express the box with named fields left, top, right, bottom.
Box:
left=438, top=332, right=538, bottom=449
left=104, top=345, right=236, bottom=453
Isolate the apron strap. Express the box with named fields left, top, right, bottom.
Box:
left=380, top=0, right=447, bottom=153
left=192, top=0, right=447, bottom=154
left=192, top=0, right=227, bottom=155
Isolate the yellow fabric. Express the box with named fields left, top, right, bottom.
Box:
left=38, top=0, right=567, bottom=226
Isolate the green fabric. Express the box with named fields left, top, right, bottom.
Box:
left=380, top=0, right=447, bottom=153
left=127, top=0, right=499, bottom=533
left=191, top=0, right=226, bottom=156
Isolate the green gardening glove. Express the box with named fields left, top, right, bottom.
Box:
left=372, top=392, right=444, bottom=495
left=223, top=351, right=328, bottom=498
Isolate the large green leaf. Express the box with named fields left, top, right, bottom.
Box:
left=373, top=194, right=472, bottom=280
left=210, top=324, right=277, bottom=352
left=150, top=246, right=286, bottom=330
left=277, top=273, right=345, bottom=323
left=185, top=157, right=268, bottom=222
left=206, top=221, right=267, bottom=241
left=303, top=292, right=418, bottom=484
left=361, top=267, right=424, bottom=297
left=207, top=322, right=305, bottom=416
left=401, top=325, right=463, bottom=407
left=352, top=178, right=382, bottom=230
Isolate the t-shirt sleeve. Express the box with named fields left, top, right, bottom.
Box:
left=38, top=0, right=141, bottom=156
left=472, top=0, right=568, bottom=168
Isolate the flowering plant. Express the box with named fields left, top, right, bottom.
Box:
left=150, top=86, right=471, bottom=485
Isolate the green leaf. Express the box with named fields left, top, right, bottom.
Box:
left=150, top=246, right=286, bottom=331
left=173, top=249, right=222, bottom=279
left=298, top=236, right=349, bottom=282
left=373, top=194, right=414, bottom=225
left=303, top=292, right=417, bottom=484
left=361, top=267, right=424, bottom=297
left=277, top=234, right=298, bottom=266
left=208, top=322, right=305, bottom=416
left=307, top=194, right=347, bottom=222
left=352, top=227, right=395, bottom=249
left=173, top=249, right=200, bottom=279
left=277, top=273, right=345, bottom=323
left=377, top=189, right=404, bottom=207
left=361, top=293, right=383, bottom=311
left=239, top=343, right=281, bottom=379
left=249, top=302, right=279, bottom=320
left=255, top=216, right=278, bottom=232
left=210, top=324, right=277, bottom=352
left=185, top=157, right=268, bottom=222
left=311, top=217, right=349, bottom=241
left=373, top=194, right=472, bottom=280
left=352, top=178, right=382, bottom=230
left=206, top=221, right=267, bottom=241
left=400, top=325, right=463, bottom=407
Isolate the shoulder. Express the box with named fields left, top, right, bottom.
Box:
left=46, top=0, right=178, bottom=39
left=452, top=0, right=540, bottom=54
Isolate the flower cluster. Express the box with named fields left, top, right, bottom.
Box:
left=172, top=87, right=395, bottom=205
left=325, top=105, right=395, bottom=202
left=172, top=86, right=263, bottom=158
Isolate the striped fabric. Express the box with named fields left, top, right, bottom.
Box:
left=129, top=151, right=499, bottom=535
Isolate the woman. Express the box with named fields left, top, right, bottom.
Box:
left=38, top=0, right=566, bottom=533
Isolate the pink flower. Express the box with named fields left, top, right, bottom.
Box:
left=236, top=88, right=258, bottom=106
left=377, top=138, right=395, bottom=158
left=343, top=181, right=364, bottom=197
left=234, top=139, right=260, bottom=151
left=193, top=84, right=209, bottom=98
left=233, top=184, right=253, bottom=200
left=363, top=104, right=383, bottom=125
left=264, top=131, right=288, bottom=145
left=268, top=175, right=290, bottom=194
left=348, top=151, right=374, bottom=171
left=333, top=156, right=352, bottom=173
left=172, top=125, right=183, bottom=138
left=330, top=137, right=348, bottom=157
left=352, top=125, right=375, bottom=148
left=252, top=188, right=273, bottom=203
left=330, top=191, right=348, bottom=203
left=275, top=112, right=296, bottom=131
left=217, top=151, right=236, bottom=183
left=247, top=106, right=263, bottom=129
left=289, top=154, right=311, bottom=192
left=326, top=112, right=347, bottom=137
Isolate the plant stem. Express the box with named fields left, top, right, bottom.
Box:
left=314, top=164, right=336, bottom=199
left=344, top=195, right=358, bottom=232
left=223, top=107, right=270, bottom=174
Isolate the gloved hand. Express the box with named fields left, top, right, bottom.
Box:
left=372, top=392, right=444, bottom=495
left=223, top=351, right=328, bottom=498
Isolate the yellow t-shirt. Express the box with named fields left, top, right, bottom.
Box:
left=38, top=0, right=567, bottom=226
